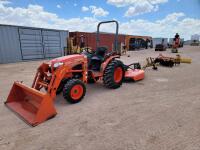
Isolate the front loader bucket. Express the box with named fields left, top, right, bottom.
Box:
left=5, top=82, right=57, bottom=126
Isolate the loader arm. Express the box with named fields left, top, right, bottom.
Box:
left=5, top=58, right=88, bottom=126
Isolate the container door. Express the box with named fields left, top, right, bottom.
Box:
left=19, top=28, right=44, bottom=60
left=42, top=30, right=62, bottom=58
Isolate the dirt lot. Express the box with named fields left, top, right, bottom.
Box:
left=0, top=45, right=200, bottom=150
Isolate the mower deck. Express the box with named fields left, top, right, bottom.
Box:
left=125, top=69, right=145, bottom=81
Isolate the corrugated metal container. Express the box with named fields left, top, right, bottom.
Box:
left=0, top=24, right=68, bottom=64
left=0, top=25, right=22, bottom=63
left=69, top=31, right=126, bottom=51
left=152, top=38, right=168, bottom=48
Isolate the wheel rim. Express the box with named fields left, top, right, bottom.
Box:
left=70, top=84, right=83, bottom=100
left=114, top=67, right=123, bottom=83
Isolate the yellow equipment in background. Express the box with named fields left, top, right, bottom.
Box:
left=66, top=37, right=82, bottom=54
left=176, top=54, right=192, bottom=64
left=142, top=54, right=192, bottom=70
left=180, top=57, right=192, bottom=64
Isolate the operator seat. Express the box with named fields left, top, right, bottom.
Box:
left=92, top=47, right=108, bottom=61
left=89, top=46, right=108, bottom=71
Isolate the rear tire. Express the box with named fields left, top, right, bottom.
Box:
left=103, top=60, right=124, bottom=89
left=63, top=79, right=86, bottom=104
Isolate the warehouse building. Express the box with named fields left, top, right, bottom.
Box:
left=0, top=24, right=68, bottom=64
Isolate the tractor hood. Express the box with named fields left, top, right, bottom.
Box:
left=50, top=54, right=85, bottom=64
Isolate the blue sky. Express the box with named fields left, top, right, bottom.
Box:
left=7, top=0, right=200, bottom=20
left=0, top=0, right=200, bottom=39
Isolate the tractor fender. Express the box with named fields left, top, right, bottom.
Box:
left=100, top=55, right=120, bottom=72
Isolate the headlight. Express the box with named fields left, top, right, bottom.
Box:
left=53, top=62, right=64, bottom=68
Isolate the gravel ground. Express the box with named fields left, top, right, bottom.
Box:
left=0, top=45, right=200, bottom=150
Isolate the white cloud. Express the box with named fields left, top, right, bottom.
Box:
left=56, top=4, right=61, bottom=9
left=81, top=5, right=109, bottom=17
left=0, top=0, right=11, bottom=5
left=125, top=1, right=158, bottom=17
left=150, top=0, right=168, bottom=4
left=107, top=0, right=168, bottom=16
left=156, top=12, right=185, bottom=24
left=89, top=5, right=109, bottom=17
left=81, top=6, right=89, bottom=12
left=0, top=2, right=199, bottom=40
left=120, top=12, right=199, bottom=40
left=107, top=0, right=168, bottom=7
left=0, top=3, right=98, bottom=31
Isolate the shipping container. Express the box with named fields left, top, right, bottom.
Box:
left=152, top=38, right=168, bottom=48
left=125, top=35, right=153, bottom=50
left=0, top=24, right=68, bottom=64
left=69, top=31, right=126, bottom=52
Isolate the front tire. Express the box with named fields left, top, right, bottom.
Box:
left=63, top=79, right=86, bottom=104
left=103, top=60, right=124, bottom=89
left=56, top=80, right=66, bottom=94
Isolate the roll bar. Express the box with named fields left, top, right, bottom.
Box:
left=96, top=20, right=119, bottom=52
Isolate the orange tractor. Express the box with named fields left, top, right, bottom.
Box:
left=5, top=21, right=145, bottom=126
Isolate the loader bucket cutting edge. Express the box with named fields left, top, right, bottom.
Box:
left=5, top=82, right=57, bottom=126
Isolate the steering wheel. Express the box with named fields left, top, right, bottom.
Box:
left=84, top=47, right=95, bottom=54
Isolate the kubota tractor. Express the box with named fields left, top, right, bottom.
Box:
left=5, top=20, right=144, bottom=126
